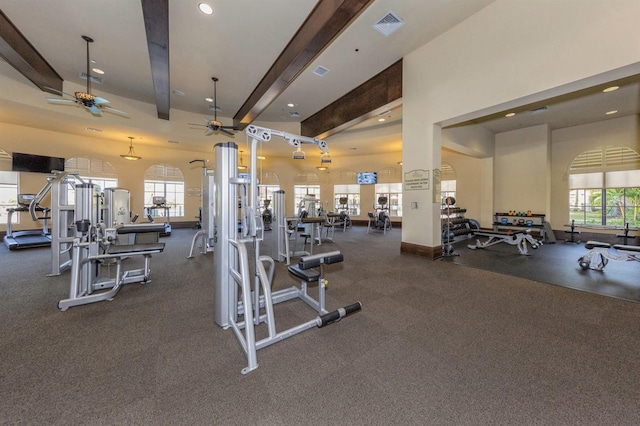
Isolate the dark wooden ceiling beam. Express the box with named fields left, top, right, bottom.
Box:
left=233, top=0, right=374, bottom=129
left=0, top=10, right=63, bottom=94
left=301, top=59, right=402, bottom=139
left=141, top=0, right=170, bottom=120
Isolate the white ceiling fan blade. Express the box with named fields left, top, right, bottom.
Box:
left=204, top=128, right=214, bottom=136
left=46, top=97, right=78, bottom=105
left=101, top=106, right=128, bottom=116
left=93, top=96, right=110, bottom=105
left=87, top=105, right=102, bottom=115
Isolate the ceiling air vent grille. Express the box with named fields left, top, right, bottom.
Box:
left=79, top=72, right=103, bottom=85
left=373, top=11, right=405, bottom=36
left=313, top=66, right=330, bottom=77
left=208, top=105, right=221, bottom=112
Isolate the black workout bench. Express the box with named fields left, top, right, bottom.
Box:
left=288, top=251, right=344, bottom=283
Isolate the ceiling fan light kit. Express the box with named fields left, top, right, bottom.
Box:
left=189, top=77, right=237, bottom=136
left=45, top=35, right=127, bottom=116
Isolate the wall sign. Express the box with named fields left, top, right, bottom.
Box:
left=186, top=187, right=201, bottom=197
left=432, top=168, right=441, bottom=203
left=403, top=169, right=429, bottom=190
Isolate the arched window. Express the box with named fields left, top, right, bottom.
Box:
left=334, top=170, right=360, bottom=215
left=65, top=157, right=118, bottom=203
left=293, top=172, right=320, bottom=213
left=0, top=149, right=18, bottom=225
left=441, top=163, right=457, bottom=200
left=568, top=146, right=640, bottom=226
left=144, top=164, right=185, bottom=218
left=258, top=171, right=280, bottom=210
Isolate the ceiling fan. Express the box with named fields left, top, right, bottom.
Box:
left=46, top=35, right=127, bottom=116
left=189, top=77, right=237, bottom=136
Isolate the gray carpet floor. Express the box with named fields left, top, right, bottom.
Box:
left=1, top=227, right=640, bottom=425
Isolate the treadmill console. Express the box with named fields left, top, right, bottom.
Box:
left=17, top=194, right=36, bottom=207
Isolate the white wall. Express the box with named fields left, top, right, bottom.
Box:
left=494, top=124, right=551, bottom=216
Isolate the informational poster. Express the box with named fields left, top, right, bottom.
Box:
left=403, top=169, right=429, bottom=190
left=186, top=187, right=201, bottom=197
left=432, top=168, right=441, bottom=203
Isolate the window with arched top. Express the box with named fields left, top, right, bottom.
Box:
left=65, top=157, right=119, bottom=203
left=568, top=146, right=640, bottom=226
left=441, top=163, right=457, bottom=200
left=144, top=164, right=185, bottom=218
left=293, top=172, right=320, bottom=213
left=333, top=170, right=359, bottom=215
left=258, top=171, right=280, bottom=210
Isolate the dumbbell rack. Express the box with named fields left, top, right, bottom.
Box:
left=441, top=198, right=468, bottom=257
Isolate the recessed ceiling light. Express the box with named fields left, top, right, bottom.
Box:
left=606, top=110, right=618, bottom=115
left=205, top=97, right=213, bottom=102
left=505, top=112, right=516, bottom=117
left=172, top=90, right=186, bottom=96
left=287, top=103, right=295, bottom=108
left=603, top=86, right=619, bottom=93
left=91, top=67, right=104, bottom=75
left=198, top=3, right=213, bottom=15
left=378, top=117, right=386, bottom=122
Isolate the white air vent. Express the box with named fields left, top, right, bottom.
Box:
left=373, top=11, right=405, bottom=36
left=208, top=105, right=222, bottom=112
left=79, top=72, right=103, bottom=85
left=289, top=111, right=300, bottom=118
left=313, top=66, right=330, bottom=77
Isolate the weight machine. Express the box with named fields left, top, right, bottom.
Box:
left=30, top=171, right=83, bottom=276
left=187, top=159, right=215, bottom=258
left=58, top=183, right=165, bottom=310
left=213, top=125, right=361, bottom=374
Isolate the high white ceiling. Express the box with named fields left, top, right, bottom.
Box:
left=0, top=0, right=638, bottom=159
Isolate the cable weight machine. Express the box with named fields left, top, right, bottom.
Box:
left=213, top=125, right=361, bottom=374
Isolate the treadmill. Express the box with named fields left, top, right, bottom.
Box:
left=3, top=194, right=52, bottom=250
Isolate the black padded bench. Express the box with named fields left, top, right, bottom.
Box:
left=584, top=241, right=611, bottom=250
left=613, top=244, right=640, bottom=253
left=106, top=242, right=166, bottom=255
left=288, top=251, right=343, bottom=283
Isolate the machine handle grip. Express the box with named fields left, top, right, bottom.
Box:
left=316, top=302, right=362, bottom=328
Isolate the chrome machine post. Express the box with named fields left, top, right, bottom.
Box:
left=213, top=142, right=238, bottom=327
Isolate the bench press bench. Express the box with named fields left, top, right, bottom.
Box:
left=578, top=240, right=640, bottom=271
left=468, top=229, right=543, bottom=255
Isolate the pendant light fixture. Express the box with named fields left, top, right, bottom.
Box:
left=121, top=136, right=141, bottom=161
left=238, top=150, right=247, bottom=170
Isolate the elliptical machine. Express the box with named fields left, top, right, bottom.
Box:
left=261, top=199, right=273, bottom=231
left=367, top=196, right=392, bottom=234
left=337, top=196, right=352, bottom=229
